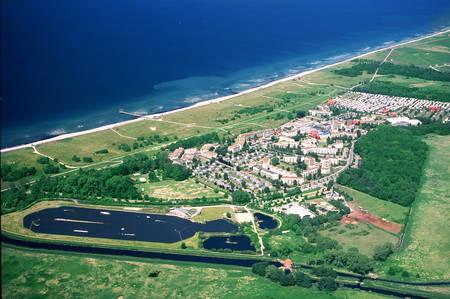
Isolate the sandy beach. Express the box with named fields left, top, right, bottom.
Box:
left=2, top=29, right=448, bottom=154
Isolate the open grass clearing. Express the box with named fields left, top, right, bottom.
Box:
left=320, top=222, right=398, bottom=257
left=36, top=129, right=135, bottom=166
left=378, top=135, right=450, bottom=281
left=336, top=185, right=409, bottom=224
left=193, top=206, right=235, bottom=222
left=388, top=47, right=450, bottom=67
left=141, top=179, right=224, bottom=200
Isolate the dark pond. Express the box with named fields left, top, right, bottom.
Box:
left=23, top=207, right=238, bottom=243
left=1, top=235, right=275, bottom=268
left=254, top=213, right=278, bottom=229
left=203, top=235, right=255, bottom=252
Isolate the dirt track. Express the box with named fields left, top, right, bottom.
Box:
left=348, top=211, right=402, bottom=234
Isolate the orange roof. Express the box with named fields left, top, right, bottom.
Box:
left=284, top=258, right=293, bottom=266
left=327, top=99, right=336, bottom=105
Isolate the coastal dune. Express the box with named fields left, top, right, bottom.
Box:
left=2, top=29, right=448, bottom=154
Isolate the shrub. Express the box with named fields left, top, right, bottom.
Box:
left=280, top=273, right=296, bottom=286
left=266, top=265, right=283, bottom=282
left=317, top=277, right=338, bottom=291
left=36, top=157, right=50, bottom=164
left=294, top=272, right=312, bottom=288
left=82, top=157, right=93, bottom=163
left=252, top=262, right=269, bottom=277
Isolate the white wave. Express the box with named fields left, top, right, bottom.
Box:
left=77, top=124, right=84, bottom=128
left=184, top=97, right=202, bottom=103
left=309, top=61, right=321, bottom=65
left=326, top=54, right=351, bottom=61
left=49, top=128, right=66, bottom=135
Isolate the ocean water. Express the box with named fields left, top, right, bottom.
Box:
left=2, top=0, right=450, bottom=148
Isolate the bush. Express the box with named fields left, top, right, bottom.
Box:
left=311, top=266, right=337, bottom=279
left=231, top=190, right=252, bottom=205
left=82, top=157, right=93, bottom=163
left=280, top=273, right=296, bottom=286
left=294, top=272, right=312, bottom=288
left=36, top=157, right=50, bottom=164
left=317, top=277, right=338, bottom=291
left=72, top=155, right=81, bottom=162
left=266, top=265, right=283, bottom=282
left=118, top=143, right=131, bottom=152
left=95, top=149, right=109, bottom=154
left=43, top=164, right=59, bottom=174
left=373, top=242, right=394, bottom=261
left=252, top=262, right=269, bottom=277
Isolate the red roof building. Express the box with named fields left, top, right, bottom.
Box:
left=283, top=258, right=293, bottom=270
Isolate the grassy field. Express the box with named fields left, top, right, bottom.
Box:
left=336, top=185, right=409, bottom=224
left=141, top=179, right=224, bottom=200
left=377, top=135, right=450, bottom=281
left=320, top=222, right=398, bottom=257
left=193, top=206, right=234, bottom=222
left=1, top=245, right=389, bottom=299
left=387, top=32, right=450, bottom=67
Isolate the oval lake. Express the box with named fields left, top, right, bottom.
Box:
left=254, top=212, right=278, bottom=230
left=203, top=235, right=255, bottom=252
left=23, top=206, right=238, bottom=243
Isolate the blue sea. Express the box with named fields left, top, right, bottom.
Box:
left=2, top=0, right=450, bottom=148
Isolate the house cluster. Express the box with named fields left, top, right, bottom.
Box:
left=169, top=143, right=218, bottom=164
left=166, top=100, right=359, bottom=199
left=332, top=92, right=450, bottom=115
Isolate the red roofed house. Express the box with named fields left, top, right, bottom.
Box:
left=282, top=258, right=293, bottom=271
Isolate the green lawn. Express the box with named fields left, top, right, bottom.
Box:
left=141, top=179, right=224, bottom=200
left=193, top=206, right=234, bottom=222
left=336, top=185, right=409, bottom=224
left=36, top=129, right=135, bottom=166
left=320, top=222, right=398, bottom=257
left=388, top=32, right=450, bottom=67
left=378, top=135, right=450, bottom=281
left=1, top=245, right=389, bottom=299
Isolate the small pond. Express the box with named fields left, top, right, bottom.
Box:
left=23, top=207, right=238, bottom=243
left=203, top=235, right=255, bottom=252
left=254, top=212, right=278, bottom=229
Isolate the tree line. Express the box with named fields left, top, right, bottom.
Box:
left=337, top=125, right=427, bottom=206
left=1, top=152, right=192, bottom=213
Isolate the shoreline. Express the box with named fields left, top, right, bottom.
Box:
left=2, top=29, right=448, bottom=154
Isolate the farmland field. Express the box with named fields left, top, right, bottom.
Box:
left=378, top=135, right=450, bottom=281
left=1, top=245, right=388, bottom=299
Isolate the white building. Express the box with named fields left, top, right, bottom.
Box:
left=281, top=176, right=304, bottom=185
left=283, top=155, right=298, bottom=164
